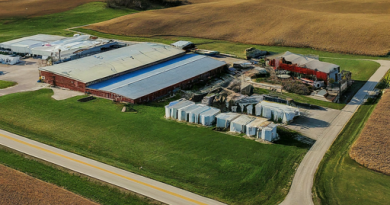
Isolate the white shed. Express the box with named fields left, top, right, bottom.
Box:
left=0, top=54, right=20, bottom=65
left=255, top=101, right=299, bottom=123
left=258, top=122, right=278, bottom=141
left=216, top=113, right=241, bottom=128
left=165, top=99, right=195, bottom=119
left=230, top=115, right=256, bottom=133
left=245, top=117, right=269, bottom=137
left=199, top=107, right=221, bottom=126
left=188, top=105, right=210, bottom=124
left=177, top=104, right=199, bottom=122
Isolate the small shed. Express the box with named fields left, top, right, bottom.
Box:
left=216, top=113, right=241, bottom=128
left=188, top=105, right=210, bottom=124
left=177, top=104, right=199, bottom=121
left=258, top=122, right=278, bottom=141
left=199, top=107, right=221, bottom=126
left=165, top=99, right=195, bottom=119
left=230, top=115, right=256, bottom=133
left=0, top=54, right=20, bottom=65
left=171, top=41, right=195, bottom=50
left=255, top=101, right=299, bottom=123
left=245, top=117, right=269, bottom=137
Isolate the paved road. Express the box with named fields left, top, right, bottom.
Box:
left=280, top=60, right=390, bottom=205
left=0, top=129, right=225, bottom=205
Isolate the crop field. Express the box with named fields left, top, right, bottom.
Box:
left=0, top=164, right=97, bottom=205
left=0, top=80, right=16, bottom=89
left=87, top=0, right=390, bottom=56
left=350, top=90, right=390, bottom=175
left=0, top=89, right=311, bottom=205
left=0, top=0, right=103, bottom=18
left=314, top=100, right=390, bottom=205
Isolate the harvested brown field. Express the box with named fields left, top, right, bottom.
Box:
left=0, top=164, right=98, bottom=205
left=87, top=0, right=390, bottom=56
left=350, top=90, right=390, bottom=175
left=0, top=0, right=102, bottom=18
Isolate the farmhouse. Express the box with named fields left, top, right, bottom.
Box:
left=40, top=43, right=227, bottom=103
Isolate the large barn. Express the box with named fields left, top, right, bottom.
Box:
left=39, top=43, right=227, bottom=103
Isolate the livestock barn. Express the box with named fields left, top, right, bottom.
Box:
left=40, top=43, right=227, bottom=103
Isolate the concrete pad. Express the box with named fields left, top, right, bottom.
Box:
left=0, top=59, right=43, bottom=96
left=51, top=87, right=84, bottom=100
left=286, top=107, right=341, bottom=140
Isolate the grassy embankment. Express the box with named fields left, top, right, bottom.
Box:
left=73, top=28, right=381, bottom=110
left=313, top=97, right=390, bottom=204
left=0, top=89, right=311, bottom=205
left=0, top=148, right=154, bottom=205
left=0, top=2, right=137, bottom=43
left=0, top=80, right=17, bottom=89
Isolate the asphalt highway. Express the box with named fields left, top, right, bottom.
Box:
left=0, top=129, right=225, bottom=205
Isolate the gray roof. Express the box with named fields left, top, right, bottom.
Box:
left=171, top=41, right=194, bottom=49
left=39, top=43, right=185, bottom=83
left=216, top=112, right=241, bottom=121
left=231, top=115, right=256, bottom=126
left=170, top=100, right=194, bottom=109
left=0, top=34, right=65, bottom=49
left=282, top=51, right=339, bottom=73
left=88, top=54, right=226, bottom=100
left=200, top=107, right=220, bottom=116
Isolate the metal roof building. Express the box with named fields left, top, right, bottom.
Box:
left=230, top=115, right=256, bottom=133
left=0, top=34, right=66, bottom=53
left=40, top=43, right=185, bottom=84
left=87, top=54, right=226, bottom=103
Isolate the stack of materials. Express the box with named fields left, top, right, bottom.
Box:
left=255, top=101, right=299, bottom=124
left=165, top=99, right=195, bottom=119
left=230, top=115, right=256, bottom=133
left=216, top=112, right=241, bottom=128
left=246, top=118, right=278, bottom=141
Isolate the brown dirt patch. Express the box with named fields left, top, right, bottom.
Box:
left=0, top=0, right=102, bottom=18
left=350, top=90, right=390, bottom=175
left=0, top=164, right=98, bottom=205
left=87, top=0, right=390, bottom=56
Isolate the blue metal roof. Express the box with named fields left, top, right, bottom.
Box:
left=88, top=54, right=226, bottom=99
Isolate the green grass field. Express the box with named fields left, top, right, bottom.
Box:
left=313, top=101, right=390, bottom=205
left=0, top=148, right=154, bottom=205
left=0, top=89, right=310, bottom=205
left=0, top=80, right=17, bottom=89
left=0, top=2, right=137, bottom=43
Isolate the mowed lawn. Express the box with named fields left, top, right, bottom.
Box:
left=313, top=102, right=390, bottom=205
left=0, top=80, right=17, bottom=89
left=0, top=89, right=310, bottom=205
left=0, top=2, right=136, bottom=43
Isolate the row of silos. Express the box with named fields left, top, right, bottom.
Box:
left=165, top=99, right=221, bottom=126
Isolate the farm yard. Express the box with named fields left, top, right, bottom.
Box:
left=0, top=164, right=97, bottom=205
left=350, top=90, right=390, bottom=175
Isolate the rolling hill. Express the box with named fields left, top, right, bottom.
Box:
left=86, top=0, right=390, bottom=56
left=0, top=0, right=102, bottom=18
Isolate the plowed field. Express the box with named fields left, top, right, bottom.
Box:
left=0, top=164, right=98, bottom=205
left=87, top=0, right=390, bottom=56
left=0, top=0, right=102, bottom=18
left=350, top=91, right=390, bottom=175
